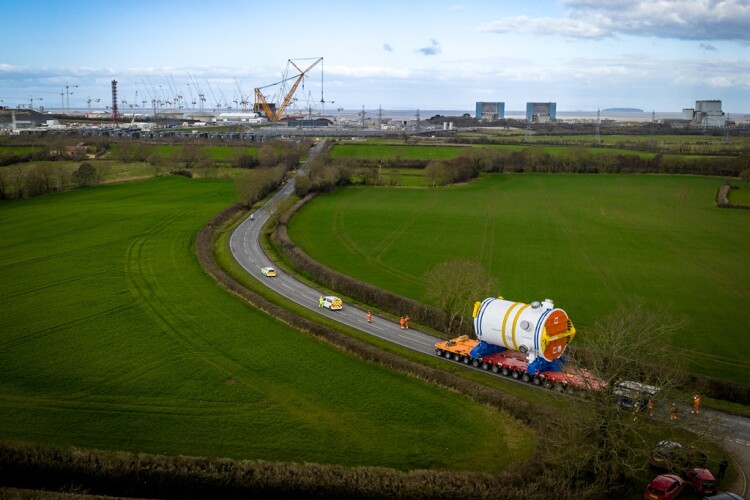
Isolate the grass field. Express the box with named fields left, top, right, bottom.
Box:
left=288, top=174, right=750, bottom=382
left=329, top=142, right=725, bottom=162
left=0, top=177, right=533, bottom=471
left=108, top=144, right=257, bottom=161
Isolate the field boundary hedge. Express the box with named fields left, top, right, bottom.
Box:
left=716, top=184, right=750, bottom=209
left=0, top=441, right=548, bottom=500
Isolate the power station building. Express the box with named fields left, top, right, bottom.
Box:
left=475, top=102, right=505, bottom=121
left=682, top=100, right=726, bottom=128
left=526, top=102, right=556, bottom=123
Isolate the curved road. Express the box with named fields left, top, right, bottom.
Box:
left=229, top=140, right=748, bottom=497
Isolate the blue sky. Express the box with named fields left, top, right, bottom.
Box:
left=1, top=0, right=748, bottom=113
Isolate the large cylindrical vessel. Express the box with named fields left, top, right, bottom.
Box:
left=473, top=297, right=575, bottom=362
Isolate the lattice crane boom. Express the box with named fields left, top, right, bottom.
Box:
left=253, top=57, right=323, bottom=121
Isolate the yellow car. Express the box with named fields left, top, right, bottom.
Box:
left=260, top=267, right=277, bottom=277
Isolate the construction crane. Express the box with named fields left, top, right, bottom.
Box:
left=254, top=57, right=323, bottom=121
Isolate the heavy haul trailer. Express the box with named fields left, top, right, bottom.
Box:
left=435, top=296, right=606, bottom=393
left=434, top=336, right=603, bottom=392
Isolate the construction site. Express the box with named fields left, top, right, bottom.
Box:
left=1, top=55, right=746, bottom=137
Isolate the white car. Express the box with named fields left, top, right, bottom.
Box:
left=260, top=267, right=277, bottom=277
left=321, top=296, right=343, bottom=310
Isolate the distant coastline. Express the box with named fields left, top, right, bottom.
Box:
left=601, top=107, right=644, bottom=112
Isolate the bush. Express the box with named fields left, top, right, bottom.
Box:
left=170, top=169, right=193, bottom=178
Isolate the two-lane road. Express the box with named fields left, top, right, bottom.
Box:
left=229, top=141, right=437, bottom=357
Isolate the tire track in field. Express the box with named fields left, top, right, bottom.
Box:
left=0, top=215, right=137, bottom=252
left=330, top=194, right=429, bottom=284
left=0, top=237, right=137, bottom=275
left=0, top=303, right=137, bottom=352
left=367, top=192, right=441, bottom=283
left=126, top=209, right=358, bottom=434
left=536, top=180, right=622, bottom=303
left=478, top=186, right=497, bottom=271
left=126, top=208, right=223, bottom=361
left=658, top=188, right=750, bottom=300
left=1, top=266, right=126, bottom=301
left=672, top=346, right=750, bottom=371
left=0, top=392, right=277, bottom=417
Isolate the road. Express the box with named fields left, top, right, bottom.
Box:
left=229, top=140, right=748, bottom=498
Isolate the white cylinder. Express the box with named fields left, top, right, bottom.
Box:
left=473, top=297, right=576, bottom=362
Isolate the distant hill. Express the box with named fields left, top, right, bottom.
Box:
left=602, top=108, right=643, bottom=113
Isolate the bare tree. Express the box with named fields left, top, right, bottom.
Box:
left=423, top=259, right=497, bottom=334
left=36, top=164, right=57, bottom=193
left=173, top=144, right=207, bottom=169
left=540, top=299, right=689, bottom=497
left=424, top=160, right=447, bottom=187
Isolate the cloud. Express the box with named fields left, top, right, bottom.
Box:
left=326, top=65, right=412, bottom=79
left=417, top=39, right=442, bottom=56
left=478, top=0, right=750, bottom=42
left=383, top=43, right=393, bottom=52
left=700, top=42, right=717, bottom=51
left=478, top=15, right=612, bottom=39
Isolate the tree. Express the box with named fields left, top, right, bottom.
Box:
left=72, top=162, right=100, bottom=187
left=424, top=160, right=447, bottom=187
left=235, top=152, right=259, bottom=169
left=235, top=166, right=286, bottom=208
left=740, top=168, right=750, bottom=189
left=540, top=299, right=689, bottom=497
left=173, top=144, right=207, bottom=169
left=35, top=164, right=57, bottom=193
left=423, top=259, right=497, bottom=334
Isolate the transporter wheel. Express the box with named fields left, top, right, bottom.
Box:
left=443, top=351, right=453, bottom=359
left=472, top=359, right=481, bottom=368
left=511, top=371, right=521, bottom=379
left=455, top=354, right=464, bottom=363
left=566, top=386, right=576, bottom=395
left=533, top=376, right=542, bottom=386
left=436, top=349, right=444, bottom=357
left=463, top=356, right=471, bottom=365
left=501, top=367, right=510, bottom=377
left=544, top=380, right=554, bottom=389
left=481, top=362, right=490, bottom=370
left=522, top=373, right=531, bottom=383
left=491, top=365, right=500, bottom=374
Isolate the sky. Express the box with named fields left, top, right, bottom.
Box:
left=1, top=0, right=749, bottom=114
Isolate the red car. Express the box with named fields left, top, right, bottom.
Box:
left=682, top=467, right=717, bottom=496
left=644, top=473, right=684, bottom=500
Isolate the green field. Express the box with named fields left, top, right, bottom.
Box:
left=288, top=174, right=750, bottom=382
left=329, top=142, right=722, bottom=162
left=108, top=144, right=257, bottom=161
left=0, top=177, right=532, bottom=471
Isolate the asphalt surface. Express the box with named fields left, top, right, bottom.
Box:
left=229, top=140, right=749, bottom=498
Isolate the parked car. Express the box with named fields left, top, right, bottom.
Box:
left=649, top=441, right=684, bottom=470
left=683, top=467, right=717, bottom=496
left=260, top=267, right=276, bottom=277
left=644, top=473, right=684, bottom=500
left=649, top=440, right=707, bottom=471
left=322, top=296, right=343, bottom=310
